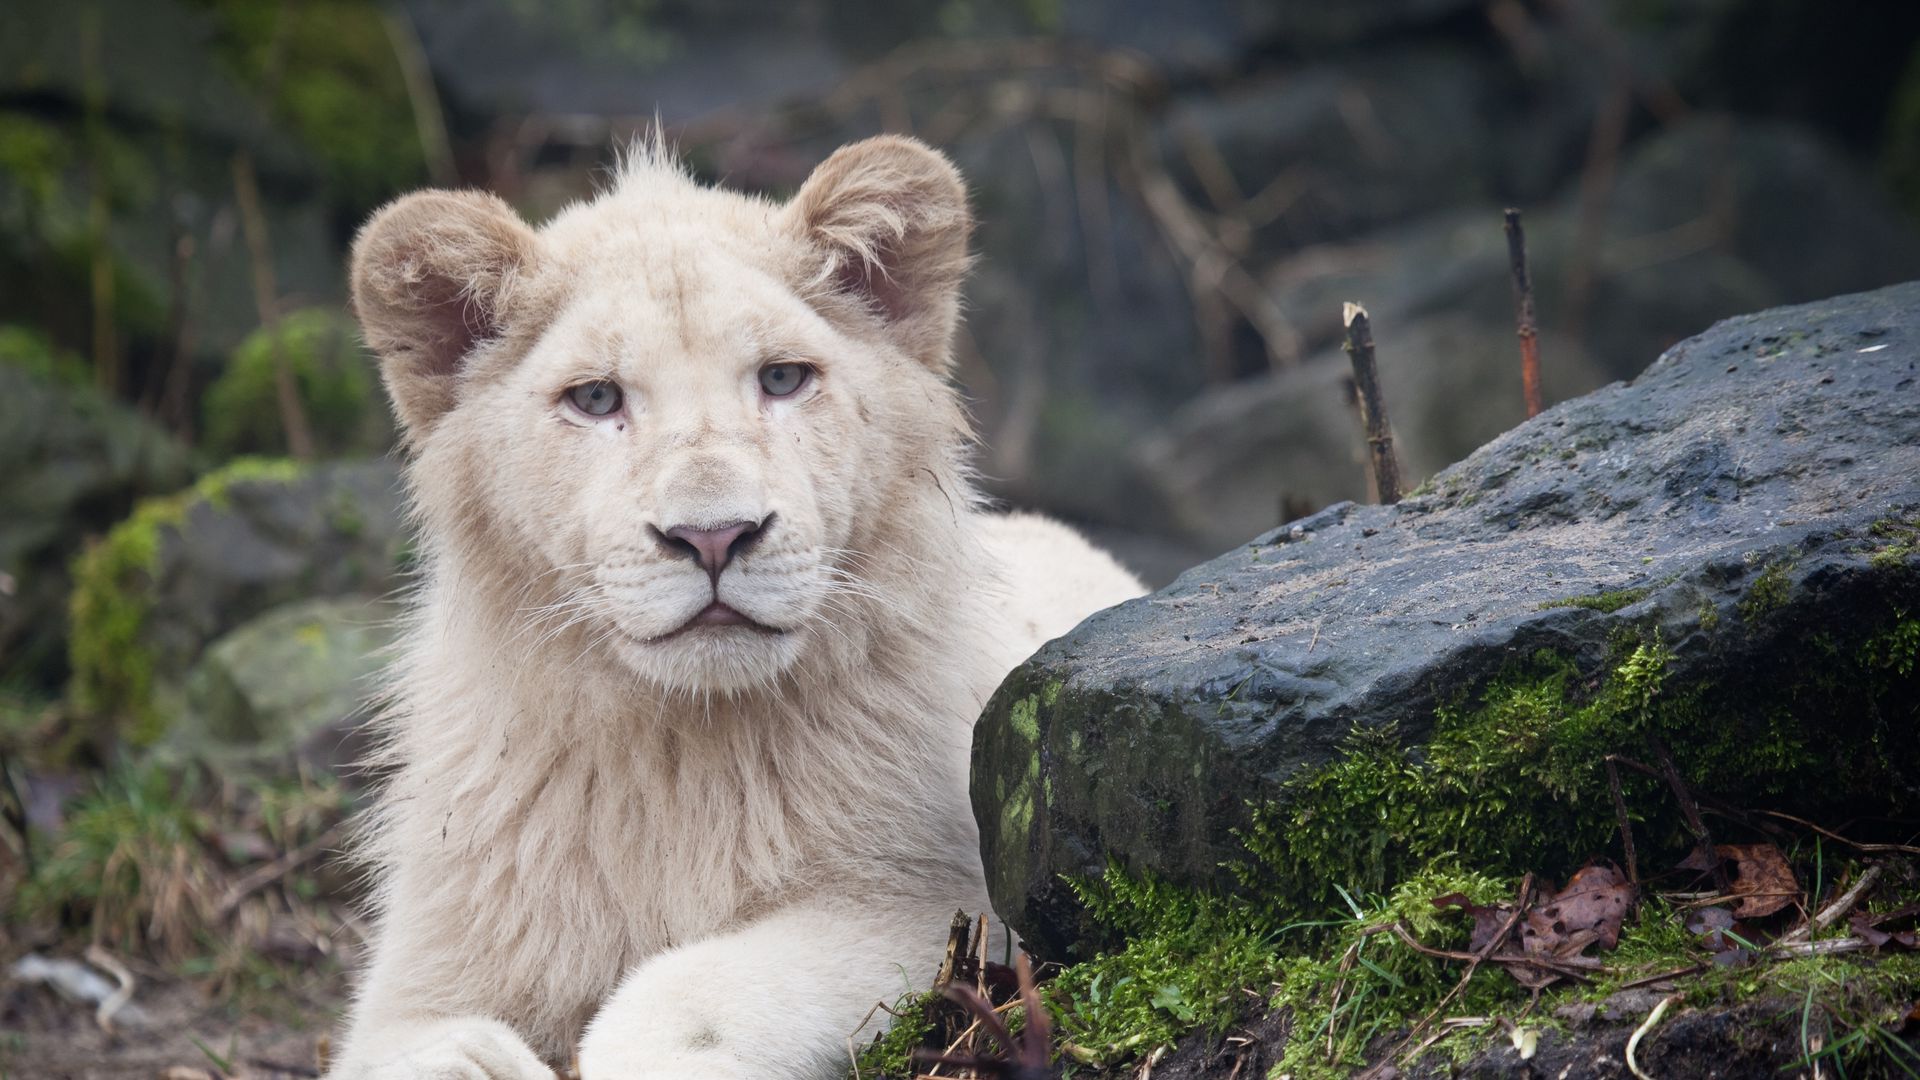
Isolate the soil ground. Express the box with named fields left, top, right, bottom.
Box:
left=0, top=963, right=344, bottom=1080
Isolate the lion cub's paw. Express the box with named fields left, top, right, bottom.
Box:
left=343, top=1017, right=555, bottom=1080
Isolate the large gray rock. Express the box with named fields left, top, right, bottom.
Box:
left=973, top=282, right=1920, bottom=957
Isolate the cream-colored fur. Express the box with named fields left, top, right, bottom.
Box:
left=331, top=135, right=1142, bottom=1080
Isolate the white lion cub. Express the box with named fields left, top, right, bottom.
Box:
left=331, top=135, right=1143, bottom=1079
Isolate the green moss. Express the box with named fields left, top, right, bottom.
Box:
left=1265, top=866, right=1519, bottom=1080
left=197, top=1, right=426, bottom=209
left=1047, top=866, right=1278, bottom=1067
left=203, top=308, right=385, bottom=459
left=68, top=458, right=303, bottom=748
left=1536, top=587, right=1650, bottom=613
left=852, top=988, right=941, bottom=1078
left=1862, top=617, right=1918, bottom=678
left=1739, top=560, right=1795, bottom=622
left=1231, top=640, right=1674, bottom=921
left=1868, top=518, right=1920, bottom=571
left=0, top=324, right=88, bottom=386
left=1009, top=694, right=1041, bottom=742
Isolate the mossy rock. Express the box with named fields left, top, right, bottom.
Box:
left=203, top=307, right=391, bottom=460
left=973, top=281, right=1920, bottom=958
left=0, top=358, right=193, bottom=693
left=67, top=457, right=407, bottom=752
left=172, top=595, right=397, bottom=776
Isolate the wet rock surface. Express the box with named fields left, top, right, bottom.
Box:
left=973, top=281, right=1920, bottom=956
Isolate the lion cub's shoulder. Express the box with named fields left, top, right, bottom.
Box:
left=977, top=511, right=1144, bottom=659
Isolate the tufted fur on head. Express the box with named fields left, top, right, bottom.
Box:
left=330, top=136, right=1142, bottom=1079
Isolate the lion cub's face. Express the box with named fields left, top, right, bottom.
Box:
left=352, top=138, right=972, bottom=693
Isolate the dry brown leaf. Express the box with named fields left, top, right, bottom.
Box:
left=1520, top=864, right=1635, bottom=957
left=1717, top=843, right=1799, bottom=919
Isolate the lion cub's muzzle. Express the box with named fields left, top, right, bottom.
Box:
left=648, top=513, right=773, bottom=583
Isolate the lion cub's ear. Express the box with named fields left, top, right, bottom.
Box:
left=350, top=190, right=544, bottom=437
left=783, top=136, right=973, bottom=369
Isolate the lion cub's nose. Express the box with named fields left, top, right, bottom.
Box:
left=656, top=516, right=769, bottom=580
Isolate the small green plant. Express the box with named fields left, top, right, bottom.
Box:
left=15, top=759, right=215, bottom=960
left=1869, top=519, right=1920, bottom=571
left=1267, top=867, right=1518, bottom=1079
left=1738, top=560, right=1795, bottom=621
left=851, top=988, right=940, bottom=1079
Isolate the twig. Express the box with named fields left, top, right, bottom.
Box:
left=381, top=5, right=458, bottom=186
left=216, top=822, right=342, bottom=919
left=1648, top=735, right=1730, bottom=895
left=1625, top=992, right=1682, bottom=1080
left=1503, top=209, right=1544, bottom=419
left=83, top=944, right=135, bottom=1035
left=1605, top=757, right=1639, bottom=885
left=1779, top=865, right=1883, bottom=947
left=1613, top=965, right=1704, bottom=991
left=1757, top=811, right=1920, bottom=856
left=1388, top=922, right=1604, bottom=977
left=1767, top=937, right=1874, bottom=960
left=230, top=151, right=315, bottom=461
left=1342, top=303, right=1403, bottom=504
left=1395, top=874, right=1534, bottom=1061
left=935, top=909, right=971, bottom=990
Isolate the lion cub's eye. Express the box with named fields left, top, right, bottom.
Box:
left=566, top=380, right=623, bottom=417
left=758, top=362, right=812, bottom=398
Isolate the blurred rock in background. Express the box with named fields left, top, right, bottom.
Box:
left=3, top=0, right=1919, bottom=751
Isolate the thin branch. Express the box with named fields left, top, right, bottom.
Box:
left=1756, top=811, right=1920, bottom=856
left=230, top=151, right=315, bottom=461
left=1605, top=756, right=1639, bottom=885
left=1503, top=208, right=1544, bottom=419
left=216, top=822, right=342, bottom=919
left=1396, top=875, right=1534, bottom=1061
left=1342, top=303, right=1403, bottom=504
left=381, top=4, right=459, bottom=186
left=1779, top=866, right=1884, bottom=947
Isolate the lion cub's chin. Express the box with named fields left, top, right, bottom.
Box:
left=609, top=621, right=806, bottom=695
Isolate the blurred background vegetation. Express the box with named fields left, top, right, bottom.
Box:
left=2, top=0, right=1919, bottom=1066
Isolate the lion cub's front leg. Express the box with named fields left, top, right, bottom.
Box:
left=578, top=901, right=959, bottom=1080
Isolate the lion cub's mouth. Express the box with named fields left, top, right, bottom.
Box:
left=649, top=601, right=785, bottom=643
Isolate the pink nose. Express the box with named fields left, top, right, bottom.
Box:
left=658, top=517, right=768, bottom=579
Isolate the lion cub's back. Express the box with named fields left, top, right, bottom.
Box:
left=977, top=511, right=1145, bottom=664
